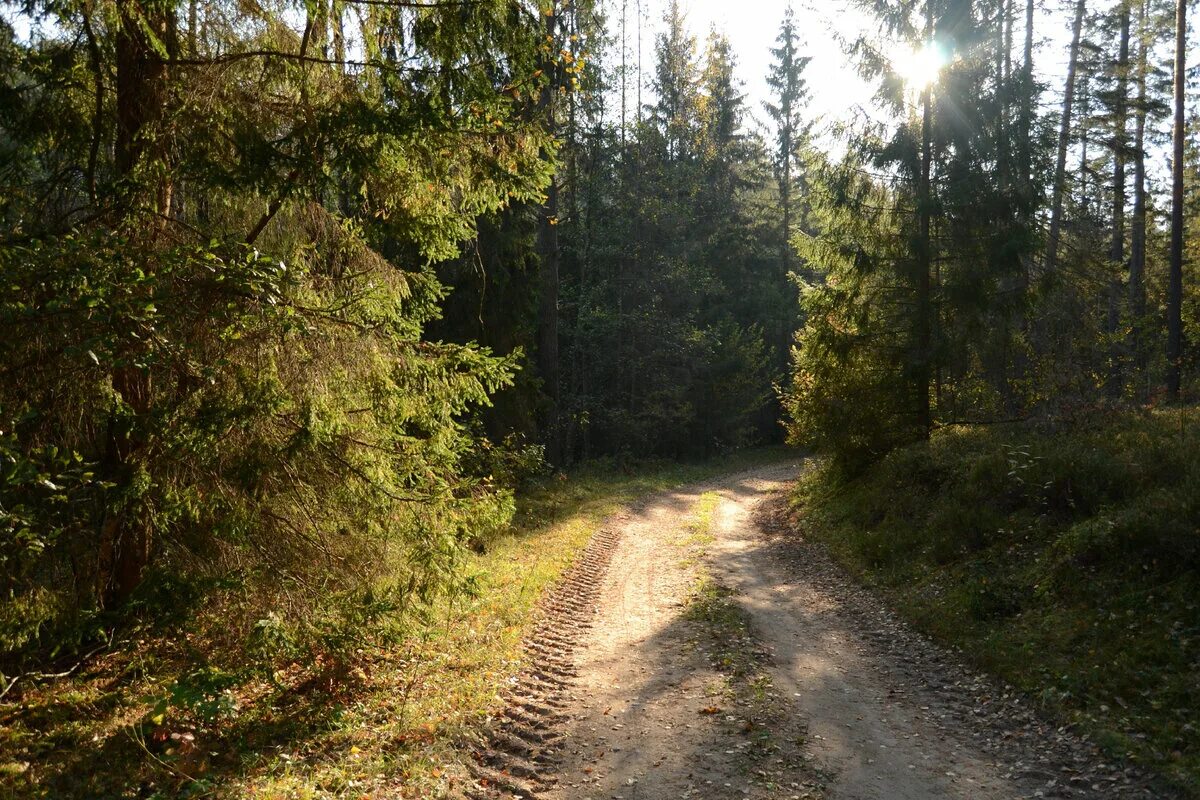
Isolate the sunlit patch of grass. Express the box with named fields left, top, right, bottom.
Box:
left=674, top=491, right=723, bottom=563
left=792, top=408, right=1200, bottom=798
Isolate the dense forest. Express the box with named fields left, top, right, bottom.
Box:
left=0, top=0, right=1197, bottom=795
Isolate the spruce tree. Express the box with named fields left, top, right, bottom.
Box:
left=764, top=4, right=812, bottom=278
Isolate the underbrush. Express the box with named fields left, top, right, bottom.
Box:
left=792, top=408, right=1200, bottom=796
left=0, top=447, right=789, bottom=799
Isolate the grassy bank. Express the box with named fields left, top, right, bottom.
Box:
left=791, top=408, right=1199, bottom=796
left=0, top=448, right=789, bottom=799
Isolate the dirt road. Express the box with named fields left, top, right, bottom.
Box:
left=473, top=460, right=1167, bottom=800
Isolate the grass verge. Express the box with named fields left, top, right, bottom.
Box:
left=0, top=447, right=792, bottom=799
left=791, top=408, right=1199, bottom=797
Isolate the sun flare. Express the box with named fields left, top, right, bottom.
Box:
left=895, top=42, right=947, bottom=89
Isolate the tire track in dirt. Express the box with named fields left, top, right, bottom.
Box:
left=541, top=470, right=824, bottom=800
left=463, top=460, right=1176, bottom=799
left=460, top=522, right=626, bottom=799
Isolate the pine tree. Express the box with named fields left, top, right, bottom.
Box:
left=537, top=3, right=564, bottom=464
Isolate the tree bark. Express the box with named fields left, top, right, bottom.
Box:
left=1046, top=0, right=1087, bottom=276
left=115, top=0, right=173, bottom=214
left=1167, top=0, right=1186, bottom=400
left=537, top=5, right=562, bottom=462
left=100, top=0, right=175, bottom=607
left=916, top=0, right=934, bottom=438
left=1019, top=0, right=1035, bottom=189
left=620, top=0, right=627, bottom=141
left=781, top=129, right=791, bottom=277
left=82, top=4, right=104, bottom=202
left=1079, top=72, right=1090, bottom=215
left=1003, top=0, right=1013, bottom=89
left=1129, top=0, right=1148, bottom=395
left=1107, top=2, right=1130, bottom=396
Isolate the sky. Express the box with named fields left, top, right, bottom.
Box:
left=608, top=0, right=878, bottom=135
left=616, top=0, right=1078, bottom=139
left=659, top=0, right=878, bottom=128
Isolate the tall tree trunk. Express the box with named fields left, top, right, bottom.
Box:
left=619, top=0, right=627, bottom=141
left=186, top=0, right=197, bottom=56
left=332, top=0, right=345, bottom=69
left=1129, top=0, right=1148, bottom=395
left=781, top=128, right=791, bottom=277
left=1010, top=0, right=1035, bottom=407
left=1167, top=0, right=1186, bottom=400
left=1019, top=0, right=1035, bottom=188
left=82, top=4, right=104, bottom=202
left=563, top=10, right=582, bottom=463
left=996, top=0, right=1017, bottom=408
left=1107, top=2, right=1130, bottom=396
left=1079, top=72, right=1090, bottom=215
left=115, top=0, right=173, bottom=214
left=779, top=127, right=794, bottom=373
left=100, top=0, right=175, bottom=607
left=1046, top=0, right=1087, bottom=275
left=537, top=5, right=562, bottom=462
left=1003, top=0, right=1014, bottom=89
left=995, top=0, right=1010, bottom=167
left=916, top=1, right=934, bottom=438
left=636, top=0, right=642, bottom=121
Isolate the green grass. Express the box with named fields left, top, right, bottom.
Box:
left=792, top=408, right=1200, bottom=797
left=0, top=447, right=793, bottom=799
left=674, top=490, right=722, bottom=560
left=684, top=577, right=761, bottom=682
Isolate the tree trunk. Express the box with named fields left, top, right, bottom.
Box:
left=1003, top=0, right=1013, bottom=89
left=916, top=1, right=934, bottom=438
left=101, top=0, right=174, bottom=607
left=1019, top=0, right=1035, bottom=189
left=1009, top=0, right=1035, bottom=407
left=1107, top=2, right=1130, bottom=396
left=636, top=0, right=642, bottom=120
left=1129, top=0, right=1148, bottom=395
left=620, top=0, right=627, bottom=141
left=1167, top=0, right=1186, bottom=400
left=994, top=0, right=1006, bottom=166
left=537, top=6, right=562, bottom=462
left=781, top=128, right=791, bottom=277
left=115, top=0, right=173, bottom=214
left=1079, top=72, right=1090, bottom=215
left=1046, top=0, right=1087, bottom=275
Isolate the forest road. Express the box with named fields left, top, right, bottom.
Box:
left=540, top=460, right=1163, bottom=800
